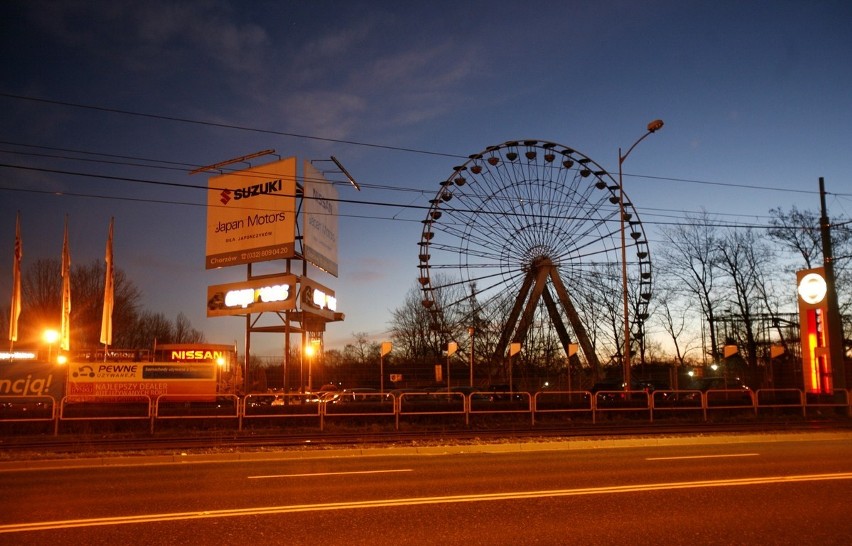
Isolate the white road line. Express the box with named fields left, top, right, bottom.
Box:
left=646, top=453, right=760, bottom=461
left=3, top=472, right=851, bottom=533
left=248, top=469, right=413, bottom=479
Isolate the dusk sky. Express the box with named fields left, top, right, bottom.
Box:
left=2, top=0, right=851, bottom=356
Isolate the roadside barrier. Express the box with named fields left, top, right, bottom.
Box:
left=397, top=391, right=466, bottom=429
left=154, top=394, right=240, bottom=432
left=59, top=394, right=152, bottom=435
left=242, top=392, right=324, bottom=430
left=0, top=395, right=57, bottom=433
left=1, top=388, right=850, bottom=435
left=532, top=391, right=592, bottom=425
left=322, top=392, right=394, bottom=430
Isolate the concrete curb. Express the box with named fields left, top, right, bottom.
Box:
left=3, top=430, right=851, bottom=471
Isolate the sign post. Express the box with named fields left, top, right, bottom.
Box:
left=508, top=342, right=521, bottom=393
left=380, top=341, right=392, bottom=394
left=446, top=342, right=458, bottom=392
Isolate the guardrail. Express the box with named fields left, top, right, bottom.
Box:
left=322, top=392, right=394, bottom=429
left=532, top=391, right=593, bottom=426
left=397, top=391, right=466, bottom=428
left=650, top=390, right=704, bottom=422
left=0, top=395, right=57, bottom=429
left=0, top=388, right=849, bottom=435
left=59, top=395, right=152, bottom=435
left=154, top=394, right=240, bottom=433
left=242, top=393, right=324, bottom=430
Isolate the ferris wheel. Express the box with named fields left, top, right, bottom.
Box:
left=417, top=139, right=652, bottom=372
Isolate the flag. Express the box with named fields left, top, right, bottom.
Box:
left=8, top=212, right=22, bottom=343
left=100, top=217, right=114, bottom=346
left=60, top=216, right=71, bottom=352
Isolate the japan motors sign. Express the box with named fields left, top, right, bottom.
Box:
left=206, top=158, right=297, bottom=269
left=303, top=161, right=339, bottom=277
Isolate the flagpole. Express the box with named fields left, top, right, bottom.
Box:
left=60, top=215, right=71, bottom=355
left=8, top=212, right=23, bottom=354
left=100, top=217, right=115, bottom=362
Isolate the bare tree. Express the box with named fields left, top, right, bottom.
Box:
left=653, top=281, right=701, bottom=387
left=71, top=260, right=140, bottom=349
left=173, top=312, right=205, bottom=343
left=125, top=311, right=173, bottom=350
left=389, top=284, right=437, bottom=363
left=767, top=206, right=822, bottom=269
left=19, top=258, right=141, bottom=349
left=590, top=263, right=624, bottom=367
left=658, top=212, right=722, bottom=362
left=342, top=332, right=379, bottom=364
left=716, top=228, right=774, bottom=379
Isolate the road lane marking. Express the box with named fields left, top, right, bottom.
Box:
left=3, top=472, right=852, bottom=533
left=248, top=469, right=413, bottom=479
left=646, top=453, right=760, bottom=461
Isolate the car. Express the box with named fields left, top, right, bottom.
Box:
left=339, top=388, right=381, bottom=403
left=590, top=378, right=655, bottom=393
left=683, top=377, right=752, bottom=404
left=590, top=378, right=656, bottom=403
left=689, top=377, right=749, bottom=392
left=0, top=399, right=52, bottom=418
left=478, top=385, right=526, bottom=402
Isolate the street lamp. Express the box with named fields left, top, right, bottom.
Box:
left=619, top=119, right=664, bottom=391
left=43, top=329, right=59, bottom=363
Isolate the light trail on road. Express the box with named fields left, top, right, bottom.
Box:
left=247, top=468, right=413, bottom=479
left=3, top=471, right=851, bottom=534
left=646, top=453, right=760, bottom=461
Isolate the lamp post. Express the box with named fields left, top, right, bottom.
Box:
left=304, top=342, right=317, bottom=393
left=619, top=119, right=664, bottom=391
left=468, top=327, right=475, bottom=388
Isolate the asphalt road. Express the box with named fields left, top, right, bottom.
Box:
left=2, top=432, right=851, bottom=545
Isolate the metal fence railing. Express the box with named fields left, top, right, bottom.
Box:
left=1, top=388, right=850, bottom=435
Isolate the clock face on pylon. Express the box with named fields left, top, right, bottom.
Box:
left=798, top=272, right=827, bottom=305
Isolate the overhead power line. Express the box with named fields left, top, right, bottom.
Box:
left=1, top=139, right=844, bottom=221
left=0, top=92, right=463, bottom=159
left=0, top=162, right=819, bottom=231
left=1, top=93, right=849, bottom=231
left=2, top=93, right=848, bottom=199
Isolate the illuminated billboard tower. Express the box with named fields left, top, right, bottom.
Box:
left=796, top=268, right=835, bottom=394
left=199, top=151, right=346, bottom=393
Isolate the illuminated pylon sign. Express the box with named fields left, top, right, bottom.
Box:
left=796, top=267, right=833, bottom=394
left=206, top=275, right=297, bottom=317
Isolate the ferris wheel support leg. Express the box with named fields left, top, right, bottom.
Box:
left=549, top=268, right=601, bottom=381
left=493, top=271, right=535, bottom=364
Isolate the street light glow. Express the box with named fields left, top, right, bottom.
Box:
left=43, top=329, right=60, bottom=344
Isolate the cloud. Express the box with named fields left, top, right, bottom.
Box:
left=17, top=2, right=486, bottom=146
left=25, top=1, right=270, bottom=77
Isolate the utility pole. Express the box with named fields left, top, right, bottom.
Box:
left=819, top=177, right=847, bottom=389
